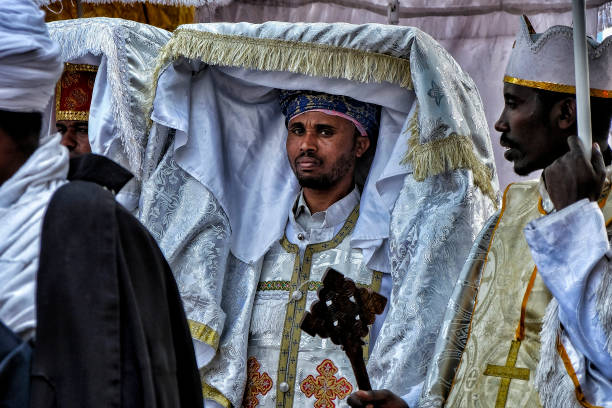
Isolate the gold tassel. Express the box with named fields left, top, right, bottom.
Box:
left=401, top=106, right=497, bottom=205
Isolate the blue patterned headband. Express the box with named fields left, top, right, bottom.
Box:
left=279, top=90, right=379, bottom=138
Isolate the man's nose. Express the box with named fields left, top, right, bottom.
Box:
left=494, top=115, right=508, bottom=133
left=299, top=131, right=317, bottom=151
left=60, top=129, right=76, bottom=149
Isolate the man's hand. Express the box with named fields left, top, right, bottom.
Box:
left=347, top=390, right=409, bottom=408
left=544, top=136, right=606, bottom=211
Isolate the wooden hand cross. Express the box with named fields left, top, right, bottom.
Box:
left=300, top=268, right=387, bottom=390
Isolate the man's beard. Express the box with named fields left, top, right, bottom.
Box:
left=293, top=150, right=355, bottom=190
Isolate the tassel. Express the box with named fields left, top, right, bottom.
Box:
left=401, top=105, right=496, bottom=206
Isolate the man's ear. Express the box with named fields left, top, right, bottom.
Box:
left=355, top=135, right=370, bottom=158
left=555, top=97, right=577, bottom=131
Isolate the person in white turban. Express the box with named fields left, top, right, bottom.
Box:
left=0, top=2, right=203, bottom=407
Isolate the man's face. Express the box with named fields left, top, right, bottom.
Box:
left=56, top=120, right=91, bottom=158
left=495, top=83, right=569, bottom=176
left=286, top=111, right=370, bottom=190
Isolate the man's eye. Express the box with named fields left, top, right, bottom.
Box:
left=77, top=127, right=88, bottom=134
left=320, top=129, right=334, bottom=136
left=291, top=128, right=304, bottom=135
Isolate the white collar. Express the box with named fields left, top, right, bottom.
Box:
left=293, top=186, right=360, bottom=229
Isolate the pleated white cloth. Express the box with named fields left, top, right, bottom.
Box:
left=0, top=133, right=68, bottom=339
left=0, top=0, right=62, bottom=113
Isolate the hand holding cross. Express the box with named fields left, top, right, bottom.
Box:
left=300, top=268, right=387, bottom=391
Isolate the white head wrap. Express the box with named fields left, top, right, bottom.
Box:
left=0, top=0, right=63, bottom=113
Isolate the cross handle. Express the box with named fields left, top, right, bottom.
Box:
left=300, top=268, right=387, bottom=390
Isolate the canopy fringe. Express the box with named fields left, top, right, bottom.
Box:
left=401, top=106, right=496, bottom=205
left=146, top=28, right=413, bottom=126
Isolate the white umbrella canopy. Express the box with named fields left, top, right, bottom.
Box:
left=208, top=0, right=608, bottom=189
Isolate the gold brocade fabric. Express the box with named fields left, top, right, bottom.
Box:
left=446, top=181, right=550, bottom=407
left=43, top=2, right=194, bottom=31
left=447, top=181, right=612, bottom=407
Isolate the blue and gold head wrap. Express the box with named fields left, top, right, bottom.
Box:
left=279, top=90, right=380, bottom=138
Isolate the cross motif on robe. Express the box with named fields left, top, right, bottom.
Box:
left=483, top=339, right=530, bottom=408
left=300, top=359, right=353, bottom=408
left=300, top=268, right=387, bottom=390
left=242, top=357, right=273, bottom=408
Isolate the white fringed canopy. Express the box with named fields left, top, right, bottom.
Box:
left=204, top=0, right=610, bottom=188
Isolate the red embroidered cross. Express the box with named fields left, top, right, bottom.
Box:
left=300, top=359, right=353, bottom=408
left=242, top=357, right=273, bottom=408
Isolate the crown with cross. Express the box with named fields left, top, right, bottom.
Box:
left=504, top=15, right=612, bottom=98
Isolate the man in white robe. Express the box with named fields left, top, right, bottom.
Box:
left=139, top=22, right=499, bottom=408
left=349, top=15, right=612, bottom=408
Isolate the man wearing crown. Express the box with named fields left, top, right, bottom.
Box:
left=349, top=16, right=612, bottom=408
left=55, top=62, right=96, bottom=158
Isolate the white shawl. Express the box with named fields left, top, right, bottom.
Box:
left=0, top=133, right=68, bottom=338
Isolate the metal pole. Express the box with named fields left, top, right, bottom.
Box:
left=572, top=0, right=592, bottom=159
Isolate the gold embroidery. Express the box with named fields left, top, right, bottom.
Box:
left=504, top=75, right=612, bottom=99
left=258, top=271, right=383, bottom=293
left=202, top=382, right=231, bottom=408
left=300, top=359, right=353, bottom=407
left=483, top=340, right=531, bottom=408
left=275, top=205, right=360, bottom=408
left=62, top=63, right=99, bottom=73
left=243, top=357, right=274, bottom=408
left=362, top=270, right=383, bottom=362
left=188, top=319, right=220, bottom=350
left=55, top=63, right=98, bottom=122
left=482, top=265, right=537, bottom=408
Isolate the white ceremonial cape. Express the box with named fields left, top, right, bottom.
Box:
left=139, top=22, right=499, bottom=407
left=0, top=133, right=68, bottom=339
left=47, top=18, right=171, bottom=211
left=420, top=178, right=612, bottom=407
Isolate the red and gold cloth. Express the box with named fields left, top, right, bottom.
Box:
left=55, top=62, right=98, bottom=121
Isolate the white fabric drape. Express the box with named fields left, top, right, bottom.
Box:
left=0, top=0, right=62, bottom=113
left=0, top=133, right=68, bottom=339
left=152, top=63, right=414, bottom=269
